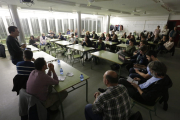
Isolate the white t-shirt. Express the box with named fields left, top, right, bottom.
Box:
left=161, top=29, right=169, bottom=35
left=69, top=37, right=76, bottom=43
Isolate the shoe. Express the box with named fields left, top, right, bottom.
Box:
left=163, top=103, right=168, bottom=111
left=98, top=88, right=106, bottom=93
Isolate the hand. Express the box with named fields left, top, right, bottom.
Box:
left=94, top=92, right=100, bottom=98
left=131, top=82, right=139, bottom=89
left=134, top=64, right=138, bottom=68
left=134, top=68, right=139, bottom=73
left=48, top=63, right=54, bottom=71
left=134, top=77, right=141, bottom=81
left=21, top=44, right=26, bottom=49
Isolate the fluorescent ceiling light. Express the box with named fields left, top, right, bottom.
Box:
left=108, top=9, right=120, bottom=13
left=37, top=0, right=76, bottom=6
left=121, top=11, right=131, bottom=14
left=79, top=4, right=101, bottom=10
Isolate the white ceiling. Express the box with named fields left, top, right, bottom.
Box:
left=0, top=0, right=180, bottom=16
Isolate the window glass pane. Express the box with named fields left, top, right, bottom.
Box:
left=6, top=17, right=13, bottom=26
left=49, top=19, right=56, bottom=33
left=41, top=19, right=48, bottom=34
left=70, top=19, right=74, bottom=31
left=0, top=17, right=7, bottom=39
left=85, top=19, right=88, bottom=31
left=57, top=19, right=63, bottom=33
left=93, top=20, right=96, bottom=32
left=81, top=20, right=84, bottom=31
left=97, top=20, right=101, bottom=33
left=89, top=20, right=92, bottom=32
left=63, top=19, right=69, bottom=33
left=20, top=18, right=30, bottom=38
left=30, top=18, right=40, bottom=36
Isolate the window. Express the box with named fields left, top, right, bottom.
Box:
left=30, top=18, right=40, bottom=36
left=85, top=19, right=88, bottom=31
left=81, top=19, right=84, bottom=31
left=75, top=19, right=77, bottom=30
left=57, top=19, right=63, bottom=33
left=20, top=18, right=30, bottom=38
left=89, top=20, right=92, bottom=32
left=97, top=20, right=101, bottom=33
left=63, top=19, right=69, bottom=33
left=93, top=20, right=96, bottom=32
left=49, top=19, right=56, bottom=33
left=70, top=19, right=74, bottom=31
left=6, top=17, right=13, bottom=26
left=41, top=19, right=48, bottom=34
left=0, top=17, right=7, bottom=39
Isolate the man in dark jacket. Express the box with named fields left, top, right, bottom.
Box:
left=58, top=32, right=66, bottom=40
left=6, top=26, right=25, bottom=65
left=91, top=31, right=98, bottom=39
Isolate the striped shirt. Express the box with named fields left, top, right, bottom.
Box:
left=16, top=61, right=35, bottom=75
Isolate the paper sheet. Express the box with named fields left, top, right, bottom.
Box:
left=66, top=72, right=74, bottom=77
left=127, top=77, right=138, bottom=85
left=58, top=76, right=66, bottom=81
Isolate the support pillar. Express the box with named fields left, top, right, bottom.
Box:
left=77, top=12, right=81, bottom=38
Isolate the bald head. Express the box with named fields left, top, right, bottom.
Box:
left=104, top=70, right=118, bottom=84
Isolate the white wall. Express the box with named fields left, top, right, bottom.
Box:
left=110, top=15, right=169, bottom=35
left=169, top=14, right=180, bottom=20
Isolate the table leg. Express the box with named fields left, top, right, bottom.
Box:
left=60, top=102, right=65, bottom=120
left=86, top=80, right=89, bottom=103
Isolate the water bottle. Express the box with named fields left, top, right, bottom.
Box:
left=60, top=68, right=63, bottom=75
left=57, top=59, right=60, bottom=65
left=80, top=74, right=84, bottom=81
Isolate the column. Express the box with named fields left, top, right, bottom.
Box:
left=8, top=5, right=25, bottom=44
left=77, top=12, right=81, bottom=38
left=106, top=15, right=110, bottom=34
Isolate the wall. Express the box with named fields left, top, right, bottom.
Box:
left=169, top=15, right=180, bottom=20
left=110, top=15, right=169, bottom=35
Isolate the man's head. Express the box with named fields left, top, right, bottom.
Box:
left=30, top=36, right=34, bottom=40
left=59, top=32, right=61, bottom=36
left=146, top=50, right=157, bottom=62
left=140, top=40, right=147, bottom=47
left=23, top=50, right=33, bottom=61
left=139, top=45, right=147, bottom=55
left=129, top=32, right=132, bottom=35
left=148, top=61, right=167, bottom=78
left=34, top=58, right=48, bottom=71
left=71, top=33, right=74, bottom=37
left=169, top=37, right=173, bottom=42
left=174, top=27, right=177, bottom=31
left=8, top=26, right=19, bottom=37
left=93, top=31, right=95, bottom=34
left=99, top=37, right=103, bottom=43
left=157, top=26, right=160, bottom=29
left=129, top=39, right=134, bottom=46
left=103, top=70, right=118, bottom=86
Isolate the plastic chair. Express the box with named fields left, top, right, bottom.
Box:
left=71, top=51, right=81, bottom=66
left=131, top=97, right=162, bottom=120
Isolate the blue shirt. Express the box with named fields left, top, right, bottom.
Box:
left=147, top=66, right=151, bottom=76
left=139, top=77, right=161, bottom=89
left=16, top=61, right=35, bottom=75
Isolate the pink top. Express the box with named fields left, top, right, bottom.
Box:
left=105, top=37, right=109, bottom=41
left=26, top=70, right=59, bottom=101
left=154, top=29, right=161, bottom=36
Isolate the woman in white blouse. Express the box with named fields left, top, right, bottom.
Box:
left=157, top=37, right=174, bottom=52
left=40, top=33, right=48, bottom=45
left=161, top=25, right=169, bottom=37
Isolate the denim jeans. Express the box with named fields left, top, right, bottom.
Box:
left=85, top=104, right=103, bottom=120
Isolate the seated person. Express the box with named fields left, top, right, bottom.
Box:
left=100, top=33, right=105, bottom=40
left=137, top=32, right=145, bottom=40
left=96, top=37, right=105, bottom=50
left=105, top=33, right=111, bottom=41
left=110, top=31, right=115, bottom=37
left=159, top=36, right=167, bottom=45
left=12, top=50, right=35, bottom=95
left=70, top=29, right=74, bottom=35
left=134, top=40, right=147, bottom=55
left=82, top=29, right=85, bottom=35
left=58, top=32, right=66, bottom=40
left=126, top=35, right=136, bottom=45
left=81, top=36, right=92, bottom=61
left=75, top=29, right=78, bottom=36
left=85, top=70, right=131, bottom=120
left=110, top=34, right=118, bottom=42
left=16, top=50, right=35, bottom=75
left=26, top=58, right=68, bottom=111
left=146, top=34, right=152, bottom=41
left=50, top=31, right=56, bottom=39
left=129, top=50, right=159, bottom=81
left=121, top=32, right=127, bottom=38
left=153, top=34, right=160, bottom=43
left=69, top=33, right=76, bottom=44
left=126, top=46, right=149, bottom=71
left=29, top=35, right=38, bottom=48
left=91, top=31, right=98, bottom=39
left=157, top=37, right=174, bottom=52
left=40, top=33, right=49, bottom=45
left=86, top=31, right=91, bottom=38
left=119, top=61, right=168, bottom=106
left=127, top=32, right=132, bottom=39
left=117, top=40, right=136, bottom=57
left=67, top=29, right=70, bottom=34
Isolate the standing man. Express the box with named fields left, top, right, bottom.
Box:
left=85, top=70, right=131, bottom=120
left=169, top=26, right=177, bottom=39
left=6, top=26, right=25, bottom=65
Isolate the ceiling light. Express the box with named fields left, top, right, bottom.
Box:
left=108, top=9, right=120, bottom=13
left=121, top=11, right=131, bottom=14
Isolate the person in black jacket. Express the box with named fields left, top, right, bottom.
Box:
left=119, top=61, right=168, bottom=106
left=29, top=36, right=38, bottom=48
left=81, top=36, right=92, bottom=61
left=91, top=31, right=98, bottom=39
left=6, top=26, right=25, bottom=65
left=111, top=34, right=118, bottom=42
left=58, top=32, right=66, bottom=40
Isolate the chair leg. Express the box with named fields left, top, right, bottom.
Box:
left=149, top=110, right=152, bottom=120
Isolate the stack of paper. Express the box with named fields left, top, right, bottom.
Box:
left=66, top=72, right=74, bottom=77
left=58, top=76, right=66, bottom=81
left=127, top=77, right=138, bottom=85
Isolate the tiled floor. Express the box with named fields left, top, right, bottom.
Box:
left=0, top=49, right=180, bottom=120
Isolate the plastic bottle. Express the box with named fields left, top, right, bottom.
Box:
left=57, top=59, right=60, bottom=65
left=60, top=68, right=63, bottom=75
left=80, top=74, right=84, bottom=81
